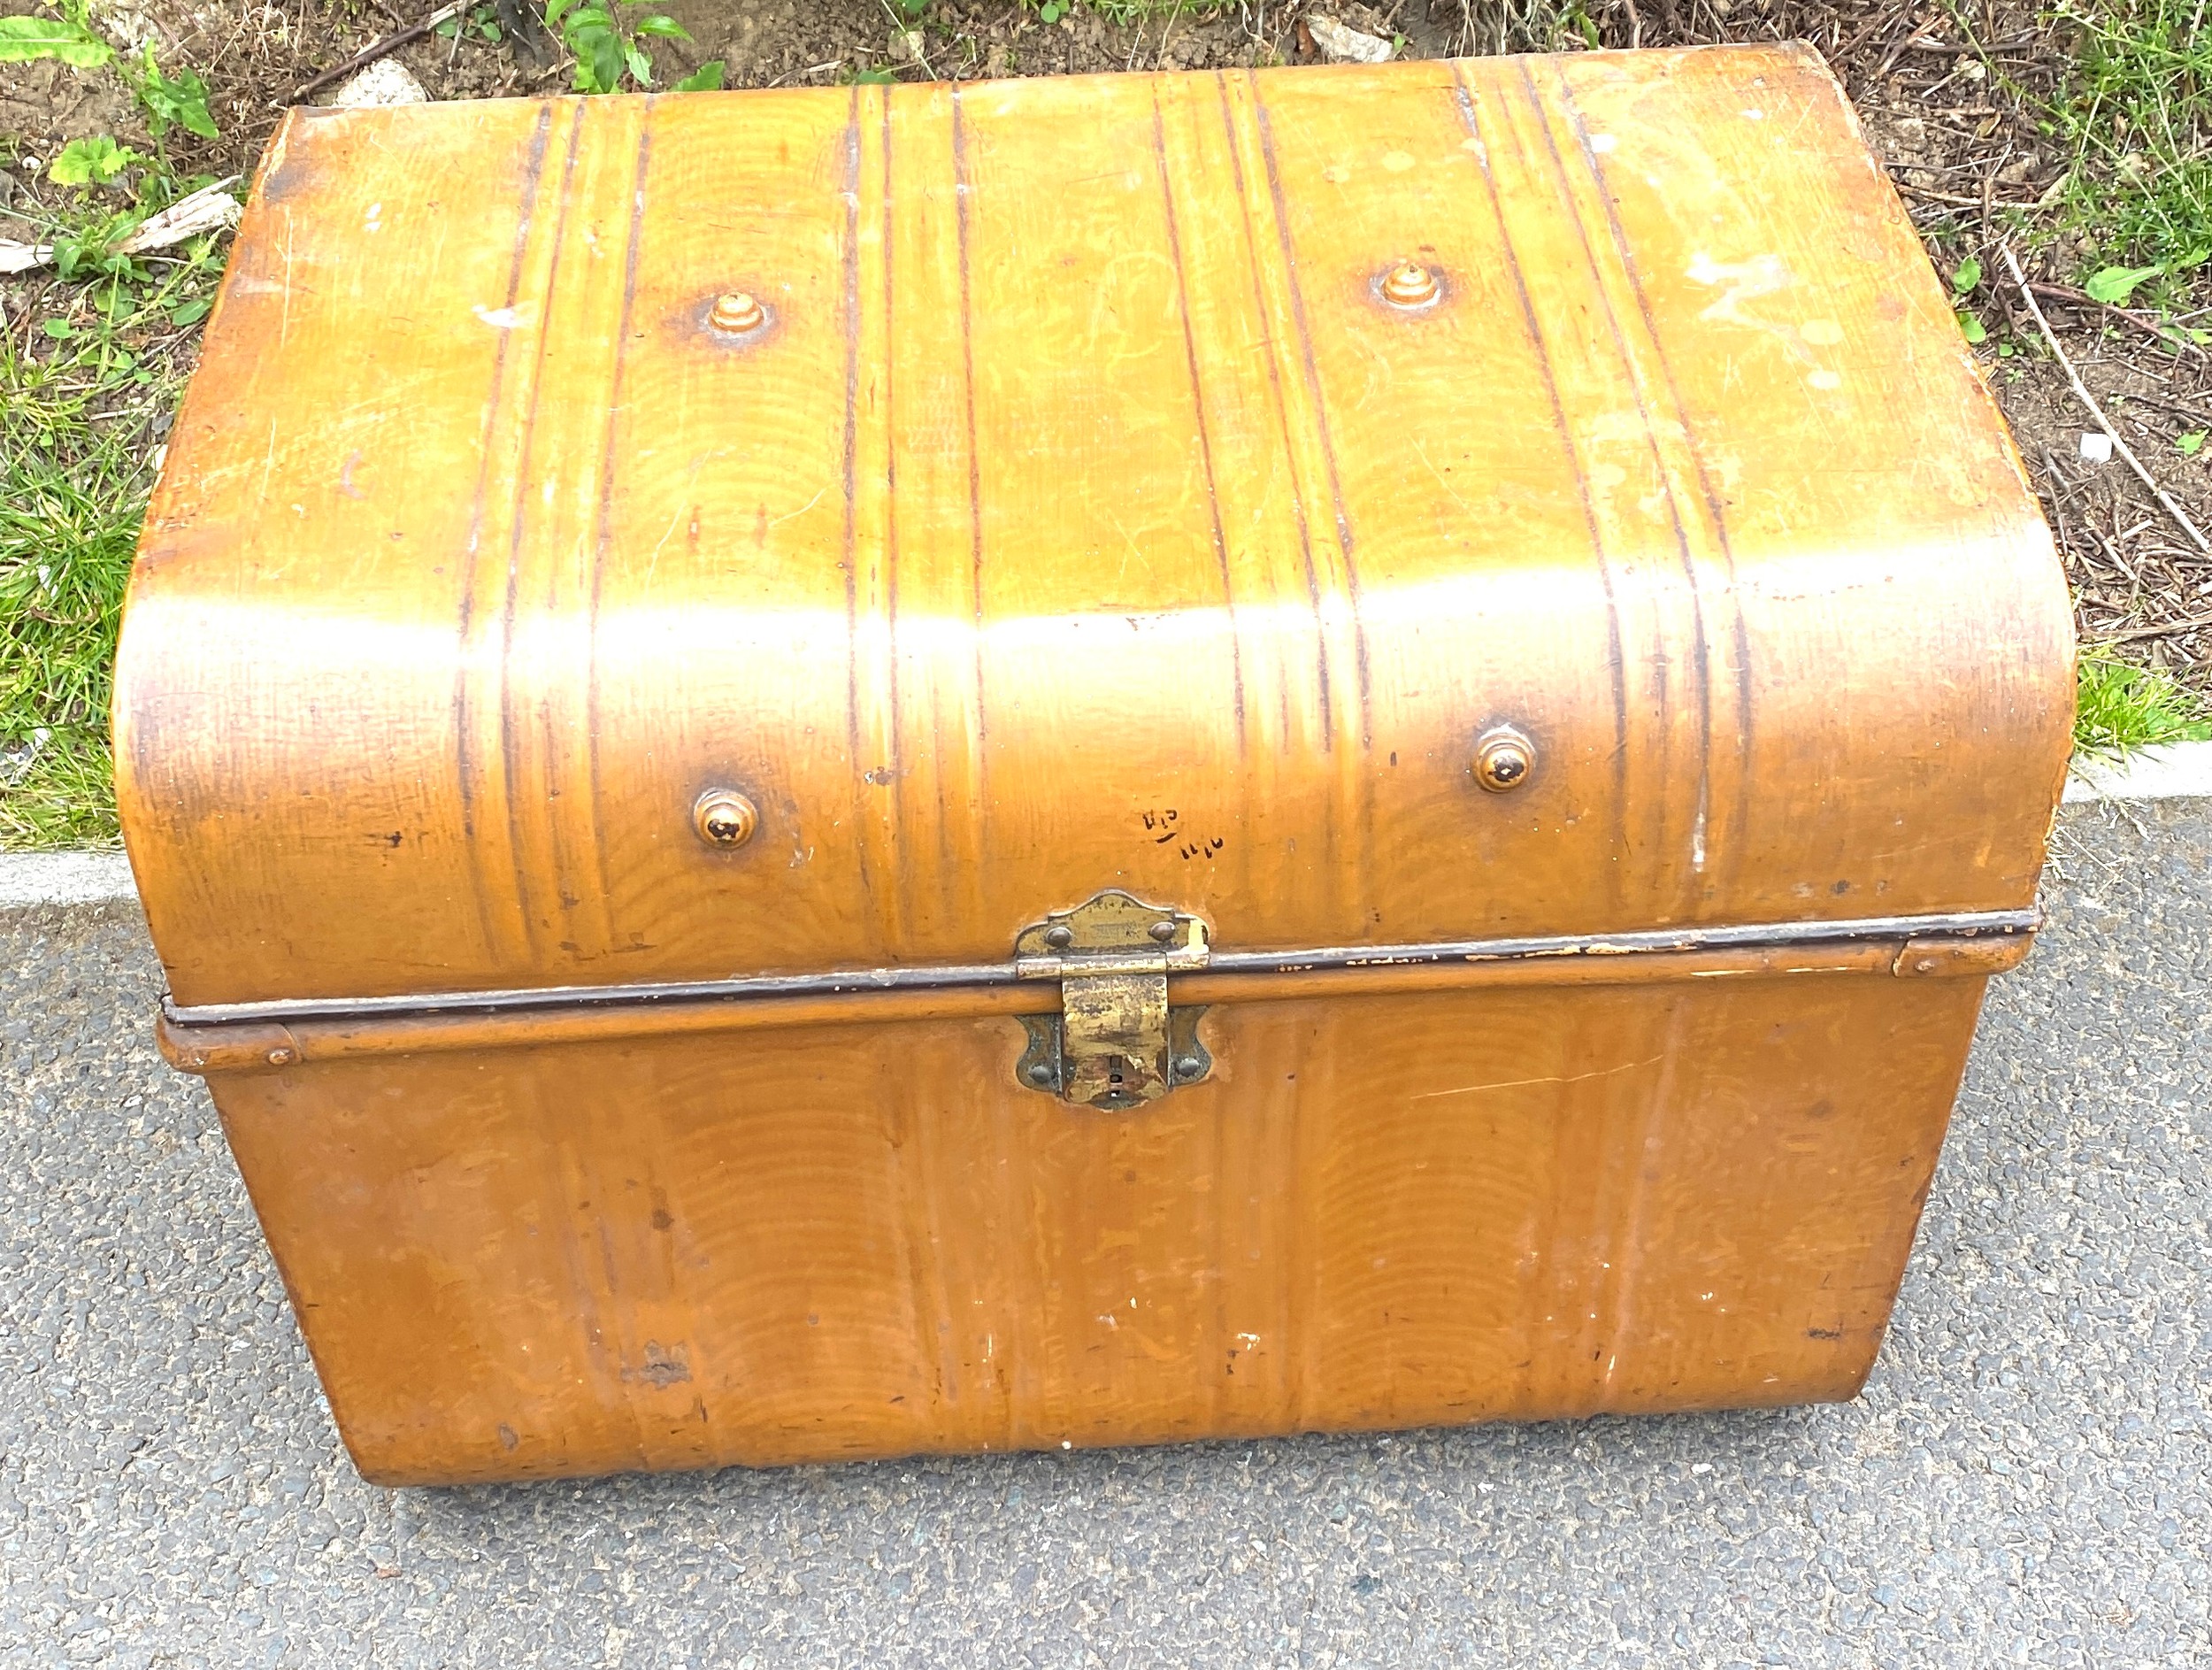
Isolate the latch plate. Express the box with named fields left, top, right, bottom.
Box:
left=1012, top=890, right=1211, bottom=1110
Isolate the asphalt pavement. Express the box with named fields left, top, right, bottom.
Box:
left=1, top=798, right=2206, bottom=1668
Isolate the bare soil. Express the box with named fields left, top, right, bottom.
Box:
left=5, top=0, right=2208, bottom=687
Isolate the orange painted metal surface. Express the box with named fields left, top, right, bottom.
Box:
left=117, top=45, right=2072, bottom=1483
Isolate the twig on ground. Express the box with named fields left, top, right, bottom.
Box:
left=1874, top=5, right=1939, bottom=80
left=2026, top=281, right=2207, bottom=359
left=288, top=2, right=465, bottom=103
left=2039, top=447, right=2078, bottom=558
left=1832, top=2, right=1905, bottom=68
left=1893, top=180, right=2041, bottom=211
left=2102, top=613, right=2212, bottom=642
left=1898, top=37, right=2037, bottom=54
left=0, top=180, right=242, bottom=275
left=2004, top=242, right=2212, bottom=557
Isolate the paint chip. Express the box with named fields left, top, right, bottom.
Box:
left=472, top=303, right=534, bottom=330
left=1684, top=250, right=1789, bottom=324
left=1380, top=150, right=1416, bottom=173
left=1799, top=319, right=1844, bottom=345
left=1322, top=163, right=1350, bottom=184
left=1809, top=369, right=1841, bottom=390
left=1587, top=133, right=1617, bottom=153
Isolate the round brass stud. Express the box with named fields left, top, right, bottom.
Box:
left=1174, top=1054, right=1205, bottom=1081
left=1044, top=925, right=1074, bottom=950
left=266, top=1046, right=297, bottom=1067
left=1148, top=920, right=1178, bottom=943
left=1379, top=261, right=1442, bottom=310
left=693, top=789, right=759, bottom=848
left=707, top=291, right=767, bottom=335
left=1472, top=726, right=1536, bottom=794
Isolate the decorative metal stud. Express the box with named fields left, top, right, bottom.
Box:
left=693, top=789, right=759, bottom=848
left=1379, top=261, right=1441, bottom=310
left=1472, top=726, right=1535, bottom=793
left=707, top=291, right=768, bottom=335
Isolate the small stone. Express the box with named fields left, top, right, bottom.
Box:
left=1307, top=14, right=1394, bottom=63
left=2078, top=432, right=2115, bottom=464
left=326, top=59, right=429, bottom=109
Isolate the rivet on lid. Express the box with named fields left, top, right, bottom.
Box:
left=708, top=291, right=768, bottom=335
left=1379, top=261, right=1442, bottom=309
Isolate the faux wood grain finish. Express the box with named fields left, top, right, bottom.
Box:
left=215, top=974, right=1987, bottom=1484
left=116, top=46, right=2071, bottom=1008
left=119, top=47, right=2073, bottom=1481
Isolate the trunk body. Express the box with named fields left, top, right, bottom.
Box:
left=118, top=47, right=2073, bottom=1485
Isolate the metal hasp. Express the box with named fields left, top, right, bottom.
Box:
left=1013, top=890, right=1212, bottom=1110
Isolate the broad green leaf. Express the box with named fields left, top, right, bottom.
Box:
left=2084, top=265, right=2162, bottom=305
left=174, top=71, right=218, bottom=136
left=673, top=58, right=724, bottom=91
left=634, top=15, right=689, bottom=39
left=544, top=0, right=579, bottom=24
left=169, top=297, right=211, bottom=327
left=1957, top=310, right=1987, bottom=344
left=0, top=15, right=113, bottom=66
left=590, top=33, right=624, bottom=91
left=2180, top=432, right=2208, bottom=457
left=1950, top=256, right=1981, bottom=294
left=625, top=42, right=652, bottom=84
left=134, top=62, right=219, bottom=142
left=49, top=135, right=143, bottom=187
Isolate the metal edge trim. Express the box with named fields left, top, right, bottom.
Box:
left=160, top=906, right=2041, bottom=1029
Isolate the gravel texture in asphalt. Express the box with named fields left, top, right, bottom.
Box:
left=1, top=802, right=2207, bottom=1668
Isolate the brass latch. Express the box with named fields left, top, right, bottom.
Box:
left=1013, top=890, right=1212, bottom=1110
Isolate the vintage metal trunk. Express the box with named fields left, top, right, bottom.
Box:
left=118, top=45, right=2073, bottom=1485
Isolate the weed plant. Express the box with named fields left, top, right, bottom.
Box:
left=2073, top=650, right=2212, bottom=757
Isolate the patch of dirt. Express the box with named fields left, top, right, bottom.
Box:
left=1999, top=335, right=2212, bottom=681
left=4, top=0, right=2207, bottom=689
left=0, top=58, right=150, bottom=170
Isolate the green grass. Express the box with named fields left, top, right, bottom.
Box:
left=2073, top=650, right=2212, bottom=758
left=1, top=251, right=219, bottom=849
left=2039, top=0, right=2212, bottom=300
